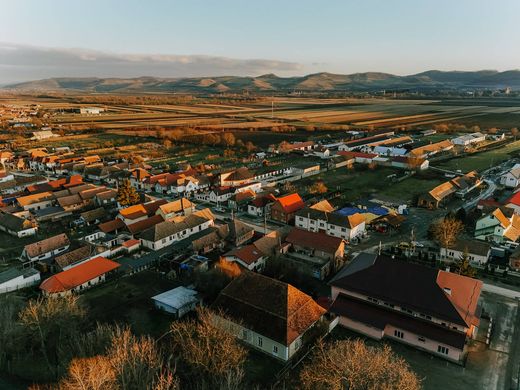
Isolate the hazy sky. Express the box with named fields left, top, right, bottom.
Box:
left=1, top=0, right=519, bottom=83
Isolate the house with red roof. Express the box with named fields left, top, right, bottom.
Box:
left=270, top=193, right=305, bottom=224
left=40, top=256, right=120, bottom=296
left=506, top=192, right=520, bottom=214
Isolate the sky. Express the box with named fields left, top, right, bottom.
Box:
left=1, top=0, right=519, bottom=83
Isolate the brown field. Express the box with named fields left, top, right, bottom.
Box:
left=1, top=94, right=519, bottom=133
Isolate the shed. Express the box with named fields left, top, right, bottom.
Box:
left=151, top=286, right=201, bottom=318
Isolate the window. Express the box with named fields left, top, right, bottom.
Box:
left=341, top=227, right=346, bottom=232
left=418, top=337, right=426, bottom=343
left=437, top=345, right=449, bottom=355
left=273, top=345, right=278, bottom=354
left=257, top=337, right=263, bottom=347
left=394, top=330, right=404, bottom=339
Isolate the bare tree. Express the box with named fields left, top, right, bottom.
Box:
left=299, top=339, right=420, bottom=390
left=59, top=356, right=117, bottom=390
left=431, top=217, right=464, bottom=259
left=18, top=295, right=86, bottom=378
left=169, top=307, right=247, bottom=389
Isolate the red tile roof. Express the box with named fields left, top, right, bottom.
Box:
left=508, top=192, right=520, bottom=207
left=40, top=257, right=120, bottom=293
left=337, top=151, right=378, bottom=159
left=286, top=228, right=344, bottom=254
left=99, top=218, right=125, bottom=233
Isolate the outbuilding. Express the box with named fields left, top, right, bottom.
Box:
left=151, top=286, right=201, bottom=318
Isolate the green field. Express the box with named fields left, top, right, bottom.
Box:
left=437, top=140, right=520, bottom=172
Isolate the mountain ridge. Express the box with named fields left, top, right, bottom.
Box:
left=4, top=70, right=520, bottom=93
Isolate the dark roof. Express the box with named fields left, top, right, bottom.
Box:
left=0, top=212, right=28, bottom=232
left=330, top=254, right=481, bottom=327
left=286, top=228, right=343, bottom=254
left=211, top=272, right=325, bottom=345
left=0, top=267, right=39, bottom=284
left=330, top=294, right=467, bottom=349
left=99, top=218, right=125, bottom=233
left=80, top=207, right=106, bottom=223
left=447, top=239, right=491, bottom=257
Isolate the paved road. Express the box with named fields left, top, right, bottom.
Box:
left=483, top=282, right=520, bottom=300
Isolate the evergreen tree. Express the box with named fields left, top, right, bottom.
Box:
left=117, top=179, right=140, bottom=207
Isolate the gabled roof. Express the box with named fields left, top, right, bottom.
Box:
left=80, top=207, right=106, bottom=223
left=158, top=198, right=193, bottom=215
left=24, top=233, right=69, bottom=258
left=99, top=218, right=125, bottom=234
left=273, top=193, right=305, bottom=214
left=17, top=192, right=54, bottom=207
left=286, top=228, right=343, bottom=254
left=212, top=272, right=325, bottom=345
left=40, top=256, right=120, bottom=293
left=0, top=212, right=33, bottom=232
left=447, top=239, right=491, bottom=257
left=508, top=191, right=520, bottom=207
left=330, top=254, right=482, bottom=328
left=126, top=215, right=164, bottom=235
left=54, top=245, right=92, bottom=269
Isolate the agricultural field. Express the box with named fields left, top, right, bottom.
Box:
left=436, top=140, right=520, bottom=172
left=2, top=94, right=519, bottom=135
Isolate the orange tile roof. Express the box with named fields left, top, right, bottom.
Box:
left=436, top=270, right=482, bottom=327
left=275, top=193, right=305, bottom=213
left=122, top=239, right=140, bottom=248
left=40, top=257, right=120, bottom=293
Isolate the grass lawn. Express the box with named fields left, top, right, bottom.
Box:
left=304, top=167, right=408, bottom=202
left=79, top=270, right=180, bottom=337
left=437, top=140, right=520, bottom=172
left=379, top=175, right=444, bottom=200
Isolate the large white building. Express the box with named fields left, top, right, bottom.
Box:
left=451, top=132, right=486, bottom=146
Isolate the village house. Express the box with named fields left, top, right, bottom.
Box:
left=17, top=191, right=55, bottom=211
left=139, top=209, right=215, bottom=251
left=156, top=198, right=195, bottom=220
left=270, top=193, right=305, bottom=224
left=0, top=212, right=38, bottom=237
left=228, top=189, right=256, bottom=211
left=222, top=229, right=288, bottom=271
left=95, top=189, right=118, bottom=206
left=247, top=193, right=277, bottom=217
left=418, top=171, right=482, bottom=209
left=506, top=192, right=520, bottom=214
left=276, top=141, right=316, bottom=154
left=226, top=219, right=255, bottom=247
left=117, top=199, right=167, bottom=225
left=191, top=225, right=230, bottom=254
left=54, top=245, right=94, bottom=271
left=440, top=239, right=491, bottom=265
left=211, top=272, right=326, bottom=361
left=21, top=233, right=70, bottom=263
left=0, top=267, right=40, bottom=294
left=329, top=253, right=482, bottom=363
left=500, top=164, right=520, bottom=188
left=220, top=167, right=256, bottom=187
left=295, top=208, right=366, bottom=241
left=475, top=207, right=520, bottom=243
left=284, top=228, right=345, bottom=280
left=40, top=256, right=120, bottom=297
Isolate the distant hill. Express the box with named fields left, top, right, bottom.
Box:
left=5, top=70, right=520, bottom=93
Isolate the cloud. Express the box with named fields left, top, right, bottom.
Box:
left=0, top=43, right=303, bottom=84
